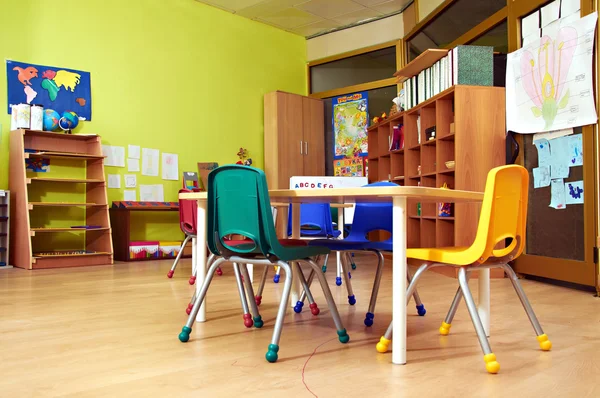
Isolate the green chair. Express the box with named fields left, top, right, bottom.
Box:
left=178, top=165, right=350, bottom=362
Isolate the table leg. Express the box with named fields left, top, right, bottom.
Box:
left=392, top=196, right=407, bottom=365
left=336, top=208, right=344, bottom=282
left=478, top=268, right=490, bottom=337
left=195, top=200, right=208, bottom=322
left=290, top=203, right=301, bottom=306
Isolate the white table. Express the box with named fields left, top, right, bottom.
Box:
left=180, top=185, right=485, bottom=365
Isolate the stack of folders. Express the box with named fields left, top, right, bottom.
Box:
left=404, top=45, right=493, bottom=110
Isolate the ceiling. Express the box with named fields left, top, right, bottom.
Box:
left=195, top=0, right=413, bottom=37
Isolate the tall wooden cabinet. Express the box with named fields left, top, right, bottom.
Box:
left=264, top=91, right=325, bottom=189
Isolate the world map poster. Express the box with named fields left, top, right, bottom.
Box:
left=6, top=60, right=92, bottom=120
left=333, top=91, right=368, bottom=159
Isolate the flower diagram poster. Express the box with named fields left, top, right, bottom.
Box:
left=506, top=12, right=597, bottom=134
left=6, top=60, right=92, bottom=120
left=333, top=91, right=368, bottom=159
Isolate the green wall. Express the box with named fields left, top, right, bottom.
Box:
left=0, top=0, right=306, bottom=241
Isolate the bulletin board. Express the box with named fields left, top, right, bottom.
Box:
left=523, top=130, right=584, bottom=261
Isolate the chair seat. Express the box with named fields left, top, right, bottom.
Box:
left=223, top=238, right=328, bottom=261
left=292, top=230, right=341, bottom=238
left=308, top=238, right=391, bottom=251
left=407, top=246, right=472, bottom=266
left=225, top=238, right=308, bottom=247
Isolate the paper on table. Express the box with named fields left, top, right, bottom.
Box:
left=534, top=139, right=551, bottom=166
left=567, top=134, right=583, bottom=166
left=506, top=13, right=598, bottom=134
left=561, top=0, right=580, bottom=18
left=532, top=128, right=573, bottom=143
left=128, top=145, right=140, bottom=159
left=565, top=180, right=584, bottom=204
left=541, top=0, right=560, bottom=27
left=550, top=178, right=566, bottom=209
left=161, top=153, right=179, bottom=181
left=533, top=166, right=551, bottom=188
left=127, top=158, right=140, bottom=172
left=102, top=145, right=125, bottom=167
left=124, top=174, right=137, bottom=188
left=107, top=174, right=121, bottom=189
left=124, top=190, right=137, bottom=201
left=521, top=10, right=540, bottom=38
left=141, top=148, right=159, bottom=177
left=139, top=184, right=164, bottom=202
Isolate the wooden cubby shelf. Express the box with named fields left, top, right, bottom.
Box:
left=9, top=129, right=114, bottom=270
left=367, top=85, right=506, bottom=277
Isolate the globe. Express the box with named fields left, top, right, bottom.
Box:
left=58, top=111, right=80, bottom=132
left=43, top=109, right=61, bottom=131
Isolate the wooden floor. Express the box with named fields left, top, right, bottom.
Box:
left=1, top=255, right=599, bottom=397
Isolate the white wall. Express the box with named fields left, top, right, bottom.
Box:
left=307, top=13, right=404, bottom=62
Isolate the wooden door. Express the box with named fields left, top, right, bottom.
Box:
left=508, top=0, right=598, bottom=291
left=302, top=97, right=325, bottom=176
left=264, top=92, right=305, bottom=189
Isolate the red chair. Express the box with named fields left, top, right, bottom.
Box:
left=167, top=188, right=223, bottom=279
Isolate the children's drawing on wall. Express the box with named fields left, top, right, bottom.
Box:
left=333, top=91, right=368, bottom=159
left=162, top=153, right=179, bottom=181
left=142, top=148, right=159, bottom=177
left=6, top=60, right=92, bottom=120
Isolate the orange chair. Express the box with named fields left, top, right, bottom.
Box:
left=375, top=165, right=551, bottom=373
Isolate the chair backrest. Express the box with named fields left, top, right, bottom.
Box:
left=470, top=165, right=529, bottom=262
left=287, top=203, right=337, bottom=237
left=178, top=188, right=201, bottom=235
left=207, top=165, right=281, bottom=258
left=346, top=181, right=397, bottom=240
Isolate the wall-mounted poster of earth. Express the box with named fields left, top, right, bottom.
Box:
left=6, top=60, right=92, bottom=120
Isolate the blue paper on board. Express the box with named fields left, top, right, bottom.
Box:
left=6, top=60, right=92, bottom=120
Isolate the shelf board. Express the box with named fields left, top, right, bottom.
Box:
left=367, top=111, right=403, bottom=131
left=394, top=49, right=449, bottom=83
left=380, top=153, right=391, bottom=158
left=423, top=138, right=437, bottom=146
left=19, top=129, right=99, bottom=141
left=25, top=151, right=104, bottom=160
left=406, top=86, right=456, bottom=114
left=33, top=251, right=111, bottom=259
left=421, top=171, right=437, bottom=178
left=29, top=202, right=106, bottom=208
left=409, top=215, right=421, bottom=219
left=422, top=216, right=437, bottom=220
left=438, top=216, right=455, bottom=221
left=31, top=227, right=110, bottom=234
left=439, top=169, right=455, bottom=175
left=392, top=176, right=405, bottom=181
left=390, top=148, right=404, bottom=154
left=28, top=177, right=105, bottom=184
left=408, top=144, right=421, bottom=150
left=439, top=133, right=455, bottom=141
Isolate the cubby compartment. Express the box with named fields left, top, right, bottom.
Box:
left=437, top=139, right=455, bottom=172
left=436, top=96, right=454, bottom=139
left=420, top=219, right=436, bottom=248
left=390, top=152, right=405, bottom=182
left=404, top=113, right=420, bottom=148
left=407, top=147, right=421, bottom=178
left=420, top=175, right=437, bottom=218
left=436, top=217, right=455, bottom=247
left=407, top=217, right=420, bottom=248
left=378, top=125, right=390, bottom=155
left=369, top=159, right=379, bottom=182
left=368, top=129, right=378, bottom=159
left=421, top=143, right=436, bottom=175
left=379, top=156, right=390, bottom=181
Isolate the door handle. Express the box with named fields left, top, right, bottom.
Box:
left=300, top=140, right=303, bottom=155
left=305, top=141, right=308, bottom=155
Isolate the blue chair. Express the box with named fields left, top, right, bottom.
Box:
left=307, top=181, right=427, bottom=326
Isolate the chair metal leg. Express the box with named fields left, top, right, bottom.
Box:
left=232, top=263, right=254, bottom=328
left=186, top=254, right=215, bottom=314
left=168, top=235, right=192, bottom=278
left=190, top=253, right=215, bottom=285
left=407, top=268, right=427, bottom=316
left=273, top=265, right=281, bottom=283
left=321, top=253, right=329, bottom=273
left=340, top=252, right=355, bottom=305
left=345, top=252, right=353, bottom=279
left=438, top=271, right=471, bottom=335
left=254, top=265, right=269, bottom=306
left=294, top=266, right=320, bottom=315
left=457, top=267, right=500, bottom=374
left=500, top=264, right=552, bottom=351
left=364, top=251, right=384, bottom=326
left=301, top=258, right=349, bottom=344
left=297, top=269, right=316, bottom=311
left=239, top=263, right=263, bottom=328
left=265, top=261, right=294, bottom=363
left=179, top=257, right=226, bottom=343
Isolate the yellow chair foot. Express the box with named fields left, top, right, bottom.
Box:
left=439, top=322, right=452, bottom=336
left=537, top=334, right=552, bottom=351
left=376, top=336, right=391, bottom=353
left=484, top=353, right=500, bottom=374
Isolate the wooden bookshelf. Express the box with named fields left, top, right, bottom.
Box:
left=9, top=129, right=113, bottom=269
left=367, top=85, right=506, bottom=278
